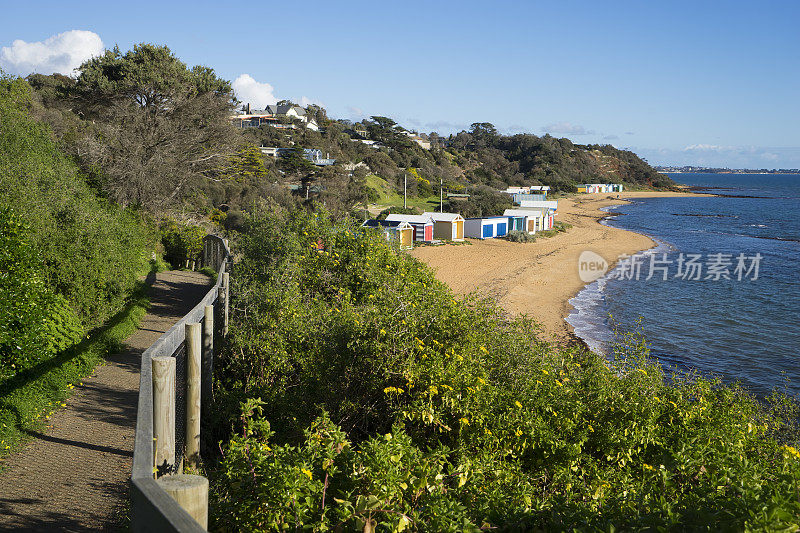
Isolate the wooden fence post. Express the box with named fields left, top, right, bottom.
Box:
left=222, top=271, right=230, bottom=337
left=185, top=323, right=202, bottom=469
left=156, top=474, right=209, bottom=529
left=152, top=356, right=176, bottom=475
left=202, top=305, right=214, bottom=417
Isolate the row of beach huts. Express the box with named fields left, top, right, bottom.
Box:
left=362, top=201, right=558, bottom=249
left=577, top=183, right=623, bottom=193
left=361, top=183, right=625, bottom=247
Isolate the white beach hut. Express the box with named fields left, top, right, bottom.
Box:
left=464, top=216, right=509, bottom=239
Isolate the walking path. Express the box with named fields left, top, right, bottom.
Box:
left=0, top=270, right=211, bottom=531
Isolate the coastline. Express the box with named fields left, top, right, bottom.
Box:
left=410, top=190, right=713, bottom=342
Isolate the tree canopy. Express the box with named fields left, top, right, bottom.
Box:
left=73, top=43, right=239, bottom=211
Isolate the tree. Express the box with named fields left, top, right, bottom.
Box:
left=279, top=146, right=317, bottom=198
left=72, top=43, right=238, bottom=211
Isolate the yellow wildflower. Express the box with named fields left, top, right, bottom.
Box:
left=782, top=445, right=800, bottom=460
left=459, top=417, right=470, bottom=426
left=515, top=401, right=523, bottom=409
left=301, top=468, right=313, bottom=480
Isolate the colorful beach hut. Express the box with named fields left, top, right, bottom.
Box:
left=384, top=214, right=434, bottom=242
left=422, top=212, right=465, bottom=241
left=361, top=219, right=414, bottom=249
left=503, top=208, right=555, bottom=233
left=464, top=216, right=509, bottom=239
left=507, top=212, right=526, bottom=232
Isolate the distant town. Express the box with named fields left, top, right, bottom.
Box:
left=655, top=165, right=800, bottom=175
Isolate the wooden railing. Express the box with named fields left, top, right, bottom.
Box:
left=130, top=235, right=230, bottom=532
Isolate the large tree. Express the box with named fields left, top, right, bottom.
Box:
left=73, top=43, right=238, bottom=211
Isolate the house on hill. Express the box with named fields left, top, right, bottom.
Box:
left=422, top=212, right=465, bottom=241
left=231, top=103, right=318, bottom=130
left=259, top=147, right=335, bottom=166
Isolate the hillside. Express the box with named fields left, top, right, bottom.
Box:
left=21, top=48, right=673, bottom=222
left=238, top=116, right=675, bottom=218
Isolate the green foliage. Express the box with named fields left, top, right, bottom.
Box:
left=0, top=278, right=150, bottom=459
left=211, top=208, right=800, bottom=530
left=160, top=219, right=206, bottom=267
left=0, top=209, right=83, bottom=375
left=536, top=220, right=572, bottom=238
left=71, top=43, right=238, bottom=211
left=504, top=230, right=536, bottom=243
left=0, top=74, right=155, bottom=330
left=446, top=186, right=514, bottom=218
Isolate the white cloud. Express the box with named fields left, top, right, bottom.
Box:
left=346, top=106, right=366, bottom=120
left=541, top=122, right=594, bottom=136
left=232, top=74, right=277, bottom=109
left=299, top=95, right=324, bottom=107
left=0, top=30, right=104, bottom=76
left=683, top=143, right=727, bottom=152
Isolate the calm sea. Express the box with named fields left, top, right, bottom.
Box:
left=567, top=173, right=800, bottom=398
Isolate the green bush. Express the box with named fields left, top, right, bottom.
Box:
left=0, top=74, right=155, bottom=330
left=0, top=209, right=82, bottom=375
left=504, top=230, right=536, bottom=243
left=161, top=219, right=206, bottom=267
left=211, top=209, right=800, bottom=530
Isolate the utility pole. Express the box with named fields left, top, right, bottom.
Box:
left=440, top=178, right=443, bottom=212
left=403, top=173, right=407, bottom=209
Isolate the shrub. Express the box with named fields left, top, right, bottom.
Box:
left=211, top=208, right=800, bottom=531
left=0, top=74, right=154, bottom=330
left=0, top=209, right=82, bottom=375
left=161, top=219, right=207, bottom=267
left=504, top=230, right=536, bottom=243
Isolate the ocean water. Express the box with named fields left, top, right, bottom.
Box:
left=567, top=173, right=800, bottom=398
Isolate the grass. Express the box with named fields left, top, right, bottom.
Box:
left=0, top=271, right=152, bottom=465
left=536, top=220, right=572, bottom=238
left=365, top=174, right=441, bottom=212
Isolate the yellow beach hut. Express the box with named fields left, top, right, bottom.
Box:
left=422, top=212, right=465, bottom=241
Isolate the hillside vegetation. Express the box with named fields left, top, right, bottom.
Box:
left=0, top=74, right=155, bottom=372
left=0, top=73, right=156, bottom=455
left=23, top=44, right=672, bottom=224
left=208, top=207, right=800, bottom=531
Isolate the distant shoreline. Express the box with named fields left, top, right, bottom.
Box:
left=411, top=190, right=712, bottom=342
left=658, top=169, right=800, bottom=175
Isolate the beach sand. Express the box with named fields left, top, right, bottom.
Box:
left=410, top=191, right=713, bottom=341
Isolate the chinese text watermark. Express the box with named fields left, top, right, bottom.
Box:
left=579, top=251, right=762, bottom=282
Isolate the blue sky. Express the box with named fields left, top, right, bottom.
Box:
left=1, top=0, right=799, bottom=168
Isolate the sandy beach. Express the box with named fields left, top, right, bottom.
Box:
left=410, top=191, right=713, bottom=341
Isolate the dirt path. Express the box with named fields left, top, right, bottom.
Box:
left=0, top=270, right=210, bottom=531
